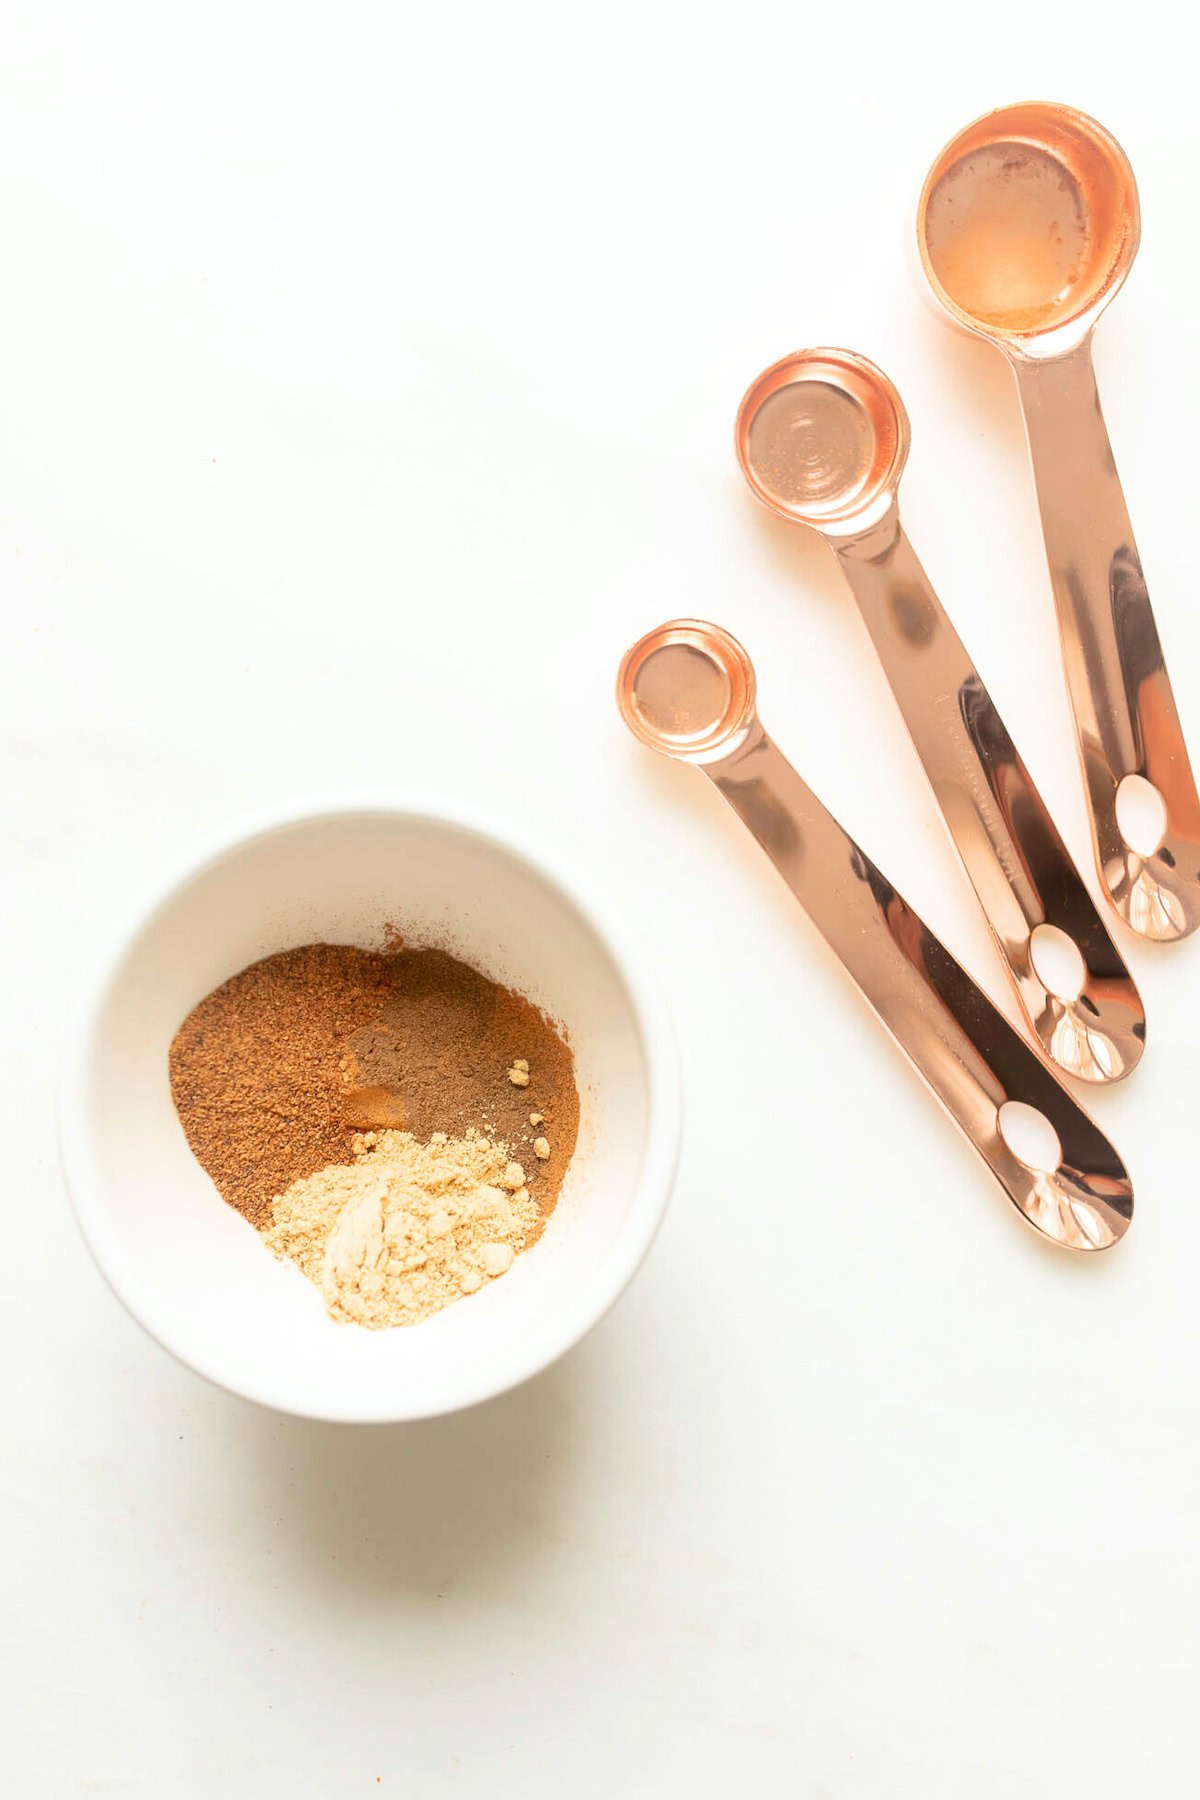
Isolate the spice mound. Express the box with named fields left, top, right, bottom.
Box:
left=168, top=941, right=579, bottom=1330
left=267, top=1130, right=539, bottom=1329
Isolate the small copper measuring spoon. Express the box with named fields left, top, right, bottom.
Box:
left=734, top=347, right=1144, bottom=1083
left=917, top=101, right=1200, bottom=942
left=617, top=619, right=1133, bottom=1250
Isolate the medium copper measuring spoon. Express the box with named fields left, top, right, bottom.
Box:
left=917, top=101, right=1200, bottom=942
left=617, top=619, right=1133, bottom=1250
left=734, top=347, right=1144, bottom=1083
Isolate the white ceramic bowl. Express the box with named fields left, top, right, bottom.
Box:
left=60, top=799, right=680, bottom=1422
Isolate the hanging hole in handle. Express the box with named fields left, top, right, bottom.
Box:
left=1115, top=773, right=1168, bottom=858
left=997, top=1100, right=1063, bottom=1174
left=1028, top=922, right=1087, bottom=1002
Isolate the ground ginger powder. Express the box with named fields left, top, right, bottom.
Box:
left=264, top=1128, right=538, bottom=1328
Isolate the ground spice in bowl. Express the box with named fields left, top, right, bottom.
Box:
left=168, top=942, right=579, bottom=1327
left=265, top=1129, right=539, bottom=1329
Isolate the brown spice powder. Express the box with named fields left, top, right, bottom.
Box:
left=169, top=943, right=579, bottom=1231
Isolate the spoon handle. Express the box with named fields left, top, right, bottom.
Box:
left=1013, top=342, right=1200, bottom=941
left=706, top=724, right=1132, bottom=1248
left=833, top=521, right=1144, bottom=1081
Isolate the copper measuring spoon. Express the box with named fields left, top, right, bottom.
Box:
left=918, top=101, right=1200, bottom=942
left=617, top=619, right=1133, bottom=1250
left=734, top=347, right=1144, bottom=1083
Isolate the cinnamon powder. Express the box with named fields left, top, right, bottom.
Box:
left=168, top=943, right=579, bottom=1231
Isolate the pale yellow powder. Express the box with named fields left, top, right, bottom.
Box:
left=264, top=1129, right=538, bottom=1329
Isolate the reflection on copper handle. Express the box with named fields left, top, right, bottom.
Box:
left=708, top=724, right=1132, bottom=1249
left=1014, top=345, right=1200, bottom=940
left=834, top=515, right=1144, bottom=1081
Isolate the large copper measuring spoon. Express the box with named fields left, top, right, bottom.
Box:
left=617, top=619, right=1133, bottom=1250
left=734, top=348, right=1144, bottom=1083
left=918, top=102, right=1200, bottom=942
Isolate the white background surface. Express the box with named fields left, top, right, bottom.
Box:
left=4, top=4, right=1199, bottom=1794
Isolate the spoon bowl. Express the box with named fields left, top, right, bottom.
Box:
left=617, top=620, right=756, bottom=763
left=917, top=101, right=1139, bottom=351
left=735, top=349, right=909, bottom=533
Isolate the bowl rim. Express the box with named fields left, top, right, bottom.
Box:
left=59, top=793, right=681, bottom=1423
